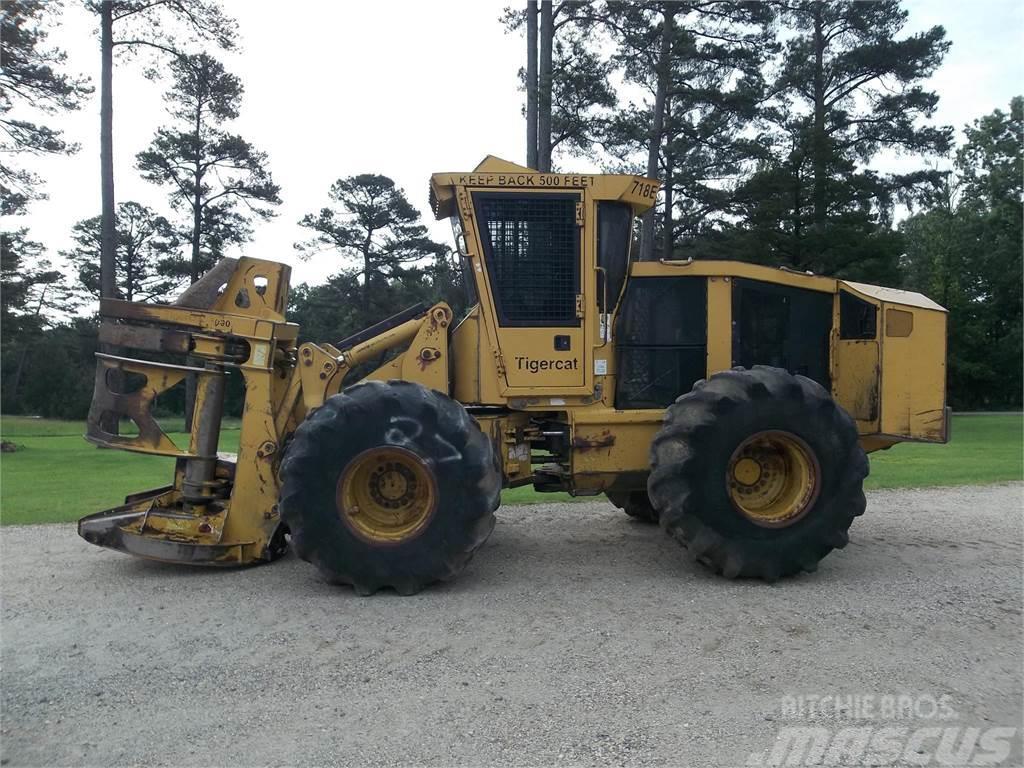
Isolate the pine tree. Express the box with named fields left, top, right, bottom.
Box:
left=64, top=202, right=183, bottom=303
left=136, top=53, right=280, bottom=283
left=594, top=1, right=776, bottom=260
left=93, top=0, right=237, bottom=299
left=505, top=1, right=616, bottom=170
left=0, top=0, right=89, bottom=413
left=296, top=175, right=449, bottom=325
left=719, top=1, right=951, bottom=282
left=1, top=0, right=91, bottom=212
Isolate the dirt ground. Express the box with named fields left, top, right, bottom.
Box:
left=2, top=484, right=1022, bottom=767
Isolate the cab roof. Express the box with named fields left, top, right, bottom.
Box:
left=429, top=155, right=660, bottom=220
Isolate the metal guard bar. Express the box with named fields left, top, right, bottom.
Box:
left=85, top=353, right=206, bottom=458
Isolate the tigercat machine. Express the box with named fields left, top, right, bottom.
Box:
left=79, top=156, right=949, bottom=593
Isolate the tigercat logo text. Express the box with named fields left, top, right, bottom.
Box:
left=515, top=356, right=579, bottom=373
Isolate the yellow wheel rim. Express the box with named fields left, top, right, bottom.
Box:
left=726, top=431, right=820, bottom=528
left=337, top=446, right=437, bottom=544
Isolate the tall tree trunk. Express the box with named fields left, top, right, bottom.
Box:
left=810, top=3, right=827, bottom=231
left=184, top=189, right=202, bottom=429
left=98, top=1, right=119, bottom=436
left=361, top=228, right=375, bottom=315
left=792, top=157, right=803, bottom=268
left=190, top=104, right=203, bottom=284
left=184, top=108, right=204, bottom=431
left=362, top=252, right=372, bottom=315
left=662, top=149, right=673, bottom=259
left=639, top=4, right=674, bottom=262
left=125, top=244, right=133, bottom=302
left=526, top=1, right=539, bottom=169
left=191, top=198, right=202, bottom=283
left=538, top=0, right=553, bottom=172
left=100, top=1, right=116, bottom=300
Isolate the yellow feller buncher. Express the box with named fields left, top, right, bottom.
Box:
left=79, top=157, right=949, bottom=593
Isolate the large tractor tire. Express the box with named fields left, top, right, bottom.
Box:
left=606, top=490, right=660, bottom=523
left=279, top=380, right=501, bottom=595
left=648, top=366, right=868, bottom=581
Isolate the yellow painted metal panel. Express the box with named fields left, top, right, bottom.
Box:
left=834, top=340, right=881, bottom=430
left=450, top=306, right=509, bottom=405
left=706, top=276, right=732, bottom=375
left=880, top=307, right=947, bottom=442
left=430, top=157, right=659, bottom=219
left=571, top=409, right=664, bottom=480
left=632, top=259, right=837, bottom=293
left=498, top=331, right=588, bottom=390
left=451, top=309, right=481, bottom=404
left=842, top=280, right=946, bottom=312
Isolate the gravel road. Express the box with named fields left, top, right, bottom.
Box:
left=2, top=484, right=1022, bottom=767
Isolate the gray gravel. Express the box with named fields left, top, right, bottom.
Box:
left=2, top=484, right=1022, bottom=767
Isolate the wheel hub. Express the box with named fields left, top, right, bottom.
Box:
left=726, top=431, right=820, bottom=528
left=732, top=457, right=762, bottom=486
left=337, top=446, right=437, bottom=544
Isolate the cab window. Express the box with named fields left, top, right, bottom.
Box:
left=473, top=193, right=580, bottom=327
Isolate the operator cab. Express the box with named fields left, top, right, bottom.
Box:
left=430, top=155, right=658, bottom=405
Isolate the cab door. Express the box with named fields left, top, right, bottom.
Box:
left=832, top=289, right=881, bottom=433
left=469, top=190, right=590, bottom=395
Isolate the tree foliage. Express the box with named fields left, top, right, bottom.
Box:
left=296, top=175, right=451, bottom=322
left=1, top=229, right=68, bottom=342
left=64, top=202, right=184, bottom=302
left=508, top=1, right=777, bottom=257
left=288, top=254, right=465, bottom=348
left=715, top=1, right=951, bottom=282
left=901, top=98, right=1022, bottom=408
left=506, top=1, right=617, bottom=168
left=291, top=174, right=467, bottom=362
left=601, top=1, right=776, bottom=257
left=93, top=0, right=237, bottom=300
left=100, top=0, right=237, bottom=59
left=0, top=227, right=79, bottom=412
left=0, top=0, right=91, bottom=212
left=136, top=53, right=280, bottom=282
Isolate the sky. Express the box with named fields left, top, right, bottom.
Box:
left=12, top=0, right=1024, bottom=295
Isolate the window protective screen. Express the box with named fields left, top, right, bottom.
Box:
left=732, top=279, right=832, bottom=388
left=474, top=193, right=580, bottom=327
left=614, top=277, right=707, bottom=409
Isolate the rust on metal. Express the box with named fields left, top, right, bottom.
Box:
left=98, top=322, right=191, bottom=354
left=86, top=354, right=201, bottom=458
left=572, top=429, right=616, bottom=451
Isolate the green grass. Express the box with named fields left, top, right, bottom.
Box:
left=1, top=413, right=1020, bottom=526
left=863, top=413, right=1022, bottom=489
left=0, top=417, right=241, bottom=527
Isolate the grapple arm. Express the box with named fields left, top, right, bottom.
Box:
left=78, top=257, right=455, bottom=567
